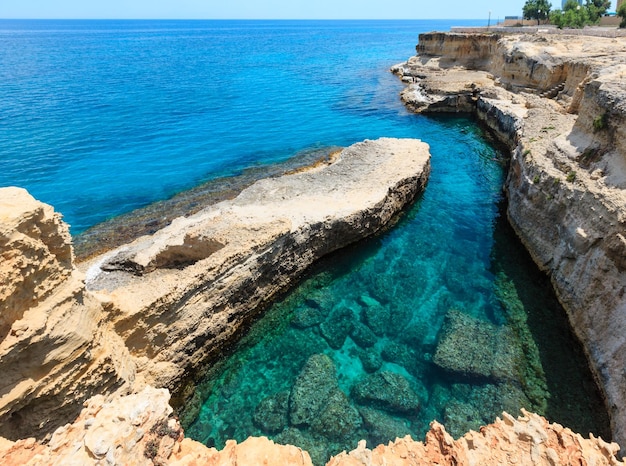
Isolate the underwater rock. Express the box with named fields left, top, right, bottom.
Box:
left=381, top=342, right=416, bottom=367
left=350, top=322, right=378, bottom=349
left=356, top=348, right=383, bottom=373
left=432, top=310, right=523, bottom=382
left=310, top=388, right=362, bottom=439
left=352, top=371, right=420, bottom=414
left=291, top=306, right=326, bottom=329
left=289, top=354, right=338, bottom=427
left=440, top=381, right=532, bottom=439
left=319, top=304, right=355, bottom=350
left=387, top=303, right=414, bottom=336
left=253, top=391, right=290, bottom=435
left=359, top=295, right=390, bottom=337
left=358, top=406, right=414, bottom=447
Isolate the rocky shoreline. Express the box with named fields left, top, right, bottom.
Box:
left=2, top=30, right=626, bottom=466
left=1, top=386, right=622, bottom=465
left=392, top=31, right=626, bottom=449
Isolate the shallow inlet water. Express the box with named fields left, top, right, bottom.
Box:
left=183, top=116, right=610, bottom=465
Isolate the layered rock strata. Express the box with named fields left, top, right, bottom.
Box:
left=0, top=387, right=622, bottom=466
left=0, top=138, right=430, bottom=440
left=392, top=32, right=626, bottom=447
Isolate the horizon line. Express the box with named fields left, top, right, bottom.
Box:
left=0, top=17, right=487, bottom=21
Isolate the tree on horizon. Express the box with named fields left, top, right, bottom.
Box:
left=523, top=0, right=553, bottom=24
left=551, top=0, right=611, bottom=28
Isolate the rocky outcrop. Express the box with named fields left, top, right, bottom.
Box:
left=0, top=386, right=313, bottom=466
left=0, top=187, right=135, bottom=440
left=0, top=386, right=622, bottom=466
left=329, top=409, right=623, bottom=466
left=0, top=138, right=430, bottom=442
left=393, top=32, right=626, bottom=448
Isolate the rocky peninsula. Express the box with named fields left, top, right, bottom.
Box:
left=1, top=30, right=626, bottom=466
left=392, top=31, right=626, bottom=450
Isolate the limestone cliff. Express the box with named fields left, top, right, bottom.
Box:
left=0, top=138, right=431, bottom=441
left=0, top=188, right=135, bottom=440
left=0, top=387, right=622, bottom=466
left=393, top=32, right=626, bottom=448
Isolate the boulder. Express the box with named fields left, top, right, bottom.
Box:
left=352, top=371, right=420, bottom=414
left=289, top=354, right=338, bottom=427
left=253, top=391, right=290, bottom=435
left=432, top=310, right=523, bottom=382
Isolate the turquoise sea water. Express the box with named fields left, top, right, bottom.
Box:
left=0, top=20, right=610, bottom=463
left=1, top=19, right=477, bottom=233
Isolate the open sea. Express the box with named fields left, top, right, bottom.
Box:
left=0, top=19, right=611, bottom=463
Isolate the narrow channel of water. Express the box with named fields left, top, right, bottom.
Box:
left=183, top=115, right=610, bottom=465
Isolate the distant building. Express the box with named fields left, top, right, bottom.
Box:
left=561, top=0, right=583, bottom=8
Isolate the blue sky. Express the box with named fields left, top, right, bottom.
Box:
left=0, top=0, right=619, bottom=20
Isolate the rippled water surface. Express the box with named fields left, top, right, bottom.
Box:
left=0, top=20, right=610, bottom=464
left=1, top=19, right=478, bottom=233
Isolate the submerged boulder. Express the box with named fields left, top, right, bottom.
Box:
left=350, top=322, right=378, bottom=348
left=358, top=406, right=414, bottom=446
left=310, top=388, right=362, bottom=439
left=289, top=354, right=338, bottom=427
left=356, top=348, right=383, bottom=373
left=352, top=371, right=420, bottom=414
left=359, top=295, right=390, bottom=336
left=432, top=310, right=523, bottom=382
left=291, top=306, right=326, bottom=329
left=319, top=304, right=355, bottom=350
left=253, top=391, right=290, bottom=434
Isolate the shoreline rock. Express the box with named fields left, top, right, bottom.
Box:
left=392, top=31, right=626, bottom=448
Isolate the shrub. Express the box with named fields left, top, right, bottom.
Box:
left=566, top=171, right=577, bottom=182
left=593, top=113, right=608, bottom=132
left=618, top=3, right=626, bottom=28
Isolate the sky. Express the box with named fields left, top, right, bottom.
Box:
left=0, top=0, right=619, bottom=20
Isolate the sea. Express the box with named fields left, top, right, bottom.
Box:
left=0, top=19, right=611, bottom=464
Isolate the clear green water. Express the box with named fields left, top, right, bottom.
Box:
left=183, top=116, right=609, bottom=465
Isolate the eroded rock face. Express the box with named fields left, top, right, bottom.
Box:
left=393, top=31, right=626, bottom=447
left=82, top=138, right=431, bottom=403
left=329, top=410, right=624, bottom=466
left=0, top=187, right=135, bottom=440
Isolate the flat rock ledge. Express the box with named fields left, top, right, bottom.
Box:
left=0, top=386, right=622, bottom=466
left=0, top=137, right=430, bottom=441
